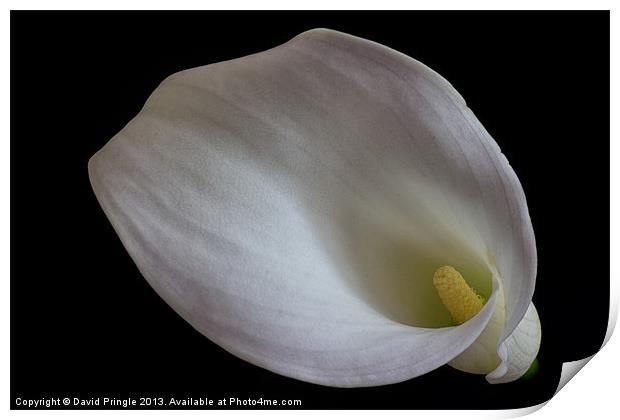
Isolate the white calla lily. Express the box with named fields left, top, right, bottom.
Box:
left=88, top=28, right=541, bottom=387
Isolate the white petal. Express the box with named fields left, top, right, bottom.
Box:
left=447, top=285, right=541, bottom=383
left=89, top=28, right=537, bottom=386
left=487, top=302, right=541, bottom=383
left=448, top=281, right=506, bottom=374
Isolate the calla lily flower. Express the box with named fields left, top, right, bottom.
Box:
left=88, top=28, right=541, bottom=387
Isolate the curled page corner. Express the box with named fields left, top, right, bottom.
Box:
left=494, top=291, right=617, bottom=418
left=491, top=402, right=547, bottom=419
left=554, top=356, right=595, bottom=395
left=484, top=357, right=598, bottom=420
left=550, top=276, right=618, bottom=399
left=549, top=294, right=616, bottom=399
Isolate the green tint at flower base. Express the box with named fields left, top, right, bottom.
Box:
left=521, top=359, right=540, bottom=380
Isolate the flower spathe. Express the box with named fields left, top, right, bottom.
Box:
left=88, top=28, right=541, bottom=387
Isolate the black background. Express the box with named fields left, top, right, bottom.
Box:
left=11, top=11, right=610, bottom=409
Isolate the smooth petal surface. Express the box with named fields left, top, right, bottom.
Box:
left=487, top=302, right=542, bottom=383
left=447, top=284, right=542, bottom=383
left=448, top=285, right=506, bottom=374
left=89, top=28, right=537, bottom=386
